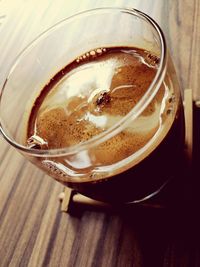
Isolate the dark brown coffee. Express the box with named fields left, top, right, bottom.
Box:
left=26, top=47, right=185, bottom=203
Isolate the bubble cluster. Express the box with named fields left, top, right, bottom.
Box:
left=43, top=161, right=68, bottom=179
left=145, top=52, right=160, bottom=66
left=168, top=94, right=176, bottom=103
left=76, top=47, right=107, bottom=63
left=166, top=94, right=176, bottom=116
left=96, top=92, right=111, bottom=106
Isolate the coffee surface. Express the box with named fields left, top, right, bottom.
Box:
left=27, top=47, right=174, bottom=165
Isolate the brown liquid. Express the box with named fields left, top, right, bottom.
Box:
left=26, top=47, right=185, bottom=203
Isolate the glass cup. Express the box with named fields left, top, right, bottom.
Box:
left=0, top=8, right=185, bottom=203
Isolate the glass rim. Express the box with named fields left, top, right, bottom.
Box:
left=0, top=7, right=167, bottom=157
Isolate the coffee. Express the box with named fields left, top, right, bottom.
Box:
left=26, top=47, right=185, bottom=202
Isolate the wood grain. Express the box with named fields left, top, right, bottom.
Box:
left=0, top=1, right=200, bottom=267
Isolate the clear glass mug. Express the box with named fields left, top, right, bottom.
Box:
left=0, top=8, right=185, bottom=204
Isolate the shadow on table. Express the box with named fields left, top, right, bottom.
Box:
left=66, top=170, right=200, bottom=267
left=63, top=104, right=200, bottom=267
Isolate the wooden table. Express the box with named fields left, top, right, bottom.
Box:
left=0, top=1, right=200, bottom=266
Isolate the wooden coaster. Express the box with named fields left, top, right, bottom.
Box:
left=59, top=187, right=74, bottom=212
left=59, top=89, right=193, bottom=213
left=59, top=188, right=111, bottom=212
left=184, top=88, right=193, bottom=164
